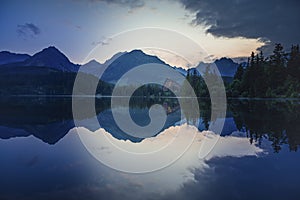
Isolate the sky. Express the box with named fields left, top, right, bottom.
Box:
left=1, top=0, right=299, bottom=68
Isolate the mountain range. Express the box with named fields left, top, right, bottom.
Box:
left=0, top=46, right=241, bottom=83
left=0, top=47, right=241, bottom=143
left=0, top=46, right=79, bottom=72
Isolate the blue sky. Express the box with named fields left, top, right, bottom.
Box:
left=2, top=0, right=296, bottom=67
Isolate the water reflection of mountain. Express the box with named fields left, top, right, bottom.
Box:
left=0, top=97, right=299, bottom=152
left=0, top=97, right=75, bottom=144
left=0, top=97, right=183, bottom=144
left=0, top=121, right=74, bottom=144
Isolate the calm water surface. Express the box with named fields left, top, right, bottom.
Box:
left=0, top=97, right=299, bottom=200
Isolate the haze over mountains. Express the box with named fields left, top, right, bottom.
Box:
left=0, top=46, right=241, bottom=83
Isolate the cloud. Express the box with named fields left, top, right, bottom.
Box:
left=93, top=0, right=145, bottom=9
left=76, top=124, right=263, bottom=194
left=91, top=37, right=112, bottom=46
left=179, top=0, right=300, bottom=53
left=17, top=23, right=41, bottom=39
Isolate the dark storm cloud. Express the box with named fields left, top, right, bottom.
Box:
left=17, top=23, right=41, bottom=38
left=161, top=154, right=300, bottom=200
left=94, top=0, right=145, bottom=9
left=179, top=0, right=300, bottom=53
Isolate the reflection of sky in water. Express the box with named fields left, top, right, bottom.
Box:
left=0, top=124, right=263, bottom=199
left=77, top=124, right=262, bottom=191
left=1, top=99, right=300, bottom=199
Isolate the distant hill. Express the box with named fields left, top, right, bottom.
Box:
left=0, top=51, right=30, bottom=65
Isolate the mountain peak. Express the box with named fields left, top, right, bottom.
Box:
left=195, top=57, right=239, bottom=78
left=23, top=46, right=78, bottom=72
left=45, top=46, right=58, bottom=50
left=214, top=57, right=238, bottom=77
left=85, top=59, right=101, bottom=65
left=216, top=57, right=235, bottom=63
left=128, top=49, right=145, bottom=55
left=100, top=49, right=170, bottom=83
left=39, top=46, right=65, bottom=56
left=0, top=51, right=11, bottom=54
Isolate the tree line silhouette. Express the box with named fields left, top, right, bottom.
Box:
left=185, top=43, right=300, bottom=98
left=228, top=43, right=300, bottom=97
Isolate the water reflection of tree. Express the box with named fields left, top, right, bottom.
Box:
left=178, top=97, right=212, bottom=129
left=229, top=100, right=300, bottom=152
